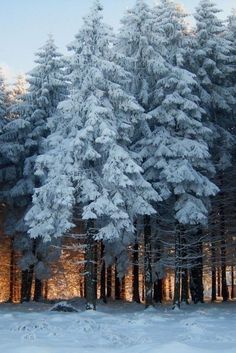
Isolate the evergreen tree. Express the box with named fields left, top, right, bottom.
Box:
left=123, top=0, right=219, bottom=307
left=8, top=75, right=27, bottom=119
left=0, top=36, right=67, bottom=301
left=26, top=1, right=159, bottom=309
left=189, top=0, right=236, bottom=303
left=0, top=69, right=8, bottom=128
left=116, top=0, right=166, bottom=307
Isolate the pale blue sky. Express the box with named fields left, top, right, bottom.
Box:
left=0, top=0, right=234, bottom=81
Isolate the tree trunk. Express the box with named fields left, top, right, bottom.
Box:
left=44, top=281, right=48, bottom=300
left=144, top=215, right=153, bottom=307
left=181, top=268, right=189, bottom=304
left=21, top=266, right=34, bottom=302
left=173, top=224, right=181, bottom=309
left=34, top=278, right=43, bottom=302
left=217, top=268, right=221, bottom=297
left=211, top=240, right=217, bottom=302
left=100, top=242, right=107, bottom=303
left=115, top=266, right=121, bottom=300
left=132, top=241, right=140, bottom=303
left=106, top=266, right=112, bottom=299
left=231, top=266, right=234, bottom=299
left=121, top=277, right=126, bottom=300
left=219, top=173, right=229, bottom=302
left=85, top=220, right=96, bottom=310
left=154, top=279, right=163, bottom=303
left=181, top=235, right=189, bottom=304
left=8, top=241, right=15, bottom=303
left=189, top=230, right=204, bottom=304
left=168, top=275, right=172, bottom=300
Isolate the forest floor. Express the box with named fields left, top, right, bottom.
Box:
left=0, top=300, right=235, bottom=353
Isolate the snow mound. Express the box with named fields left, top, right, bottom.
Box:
left=50, top=301, right=79, bottom=312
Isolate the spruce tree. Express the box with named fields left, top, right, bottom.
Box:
left=0, top=69, right=8, bottom=128
left=26, top=1, right=159, bottom=309
left=189, top=0, right=236, bottom=303
left=0, top=36, right=67, bottom=301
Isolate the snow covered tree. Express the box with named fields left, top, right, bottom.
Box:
left=0, top=36, right=67, bottom=301
left=25, top=0, right=159, bottom=310
left=7, top=75, right=27, bottom=119
left=189, top=0, right=235, bottom=168
left=116, top=0, right=167, bottom=307
left=188, top=0, right=236, bottom=303
left=226, top=11, right=236, bottom=87
left=0, top=69, right=8, bottom=128
left=116, top=0, right=217, bottom=307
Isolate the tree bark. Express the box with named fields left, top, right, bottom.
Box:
left=189, top=230, right=204, bottom=304
left=217, top=268, right=221, bottom=297
left=173, top=224, right=181, bottom=309
left=85, top=220, right=96, bottom=310
left=219, top=173, right=229, bottom=302
left=34, top=278, right=43, bottom=302
left=211, top=239, right=217, bottom=301
left=154, top=279, right=163, bottom=303
left=181, top=268, right=189, bottom=304
left=231, top=266, right=234, bottom=299
left=144, top=215, right=153, bottom=307
left=115, top=266, right=121, bottom=300
left=181, top=235, right=189, bottom=304
left=132, top=241, right=140, bottom=303
left=100, top=242, right=107, bottom=303
left=8, top=240, right=15, bottom=303
left=21, top=266, right=34, bottom=302
left=106, top=266, right=112, bottom=298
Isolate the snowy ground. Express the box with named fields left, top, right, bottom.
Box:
left=0, top=300, right=236, bottom=353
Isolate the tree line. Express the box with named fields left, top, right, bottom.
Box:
left=0, top=0, right=235, bottom=309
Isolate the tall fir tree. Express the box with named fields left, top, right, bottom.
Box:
left=118, top=0, right=219, bottom=307
left=189, top=0, right=236, bottom=303
left=25, top=0, right=159, bottom=309
left=0, top=36, right=67, bottom=301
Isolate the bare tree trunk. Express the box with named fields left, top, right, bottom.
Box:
left=44, top=281, right=48, bottom=300
left=173, top=224, right=181, bottom=309
left=219, top=173, right=229, bottom=302
left=121, top=277, right=126, bottom=300
left=168, top=275, right=172, bottom=300
left=100, top=242, right=107, bottom=303
left=132, top=241, right=140, bottom=303
left=231, top=266, right=234, bottom=299
left=21, top=266, right=34, bottom=302
left=106, top=266, right=112, bottom=299
left=190, top=230, right=204, bottom=304
left=144, top=216, right=153, bottom=307
left=8, top=240, right=14, bottom=303
left=115, top=266, right=121, bottom=300
left=181, top=235, right=189, bottom=304
left=85, top=220, right=96, bottom=310
left=211, top=239, right=217, bottom=302
left=154, top=279, right=163, bottom=303
left=217, top=268, right=221, bottom=297
left=181, top=268, right=189, bottom=304
left=34, top=278, right=43, bottom=302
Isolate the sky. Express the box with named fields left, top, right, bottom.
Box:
left=0, top=0, right=234, bottom=82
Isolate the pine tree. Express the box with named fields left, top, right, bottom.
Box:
left=26, top=1, right=159, bottom=309
left=0, top=36, right=67, bottom=301
left=189, top=0, right=236, bottom=303
left=0, top=69, right=8, bottom=129
left=8, top=75, right=27, bottom=119
left=116, top=0, right=166, bottom=307
left=141, top=0, right=218, bottom=307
